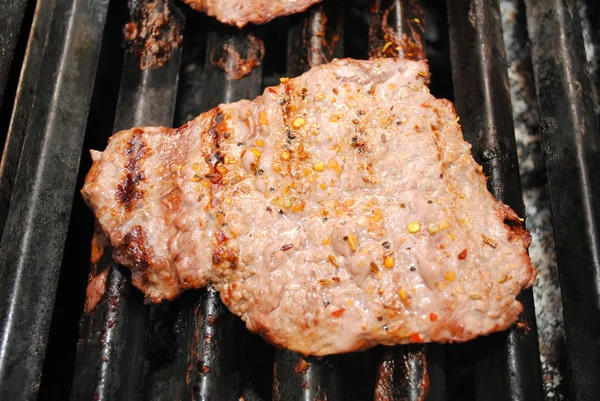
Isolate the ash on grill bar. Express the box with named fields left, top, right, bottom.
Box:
left=0, top=0, right=598, bottom=401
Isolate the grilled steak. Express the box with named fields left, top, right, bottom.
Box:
left=82, top=58, right=535, bottom=355
left=182, top=0, right=322, bottom=28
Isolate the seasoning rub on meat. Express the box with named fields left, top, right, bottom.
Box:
left=82, top=58, right=536, bottom=356
left=182, top=0, right=322, bottom=28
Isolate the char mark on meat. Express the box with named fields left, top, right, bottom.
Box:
left=116, top=129, right=147, bottom=211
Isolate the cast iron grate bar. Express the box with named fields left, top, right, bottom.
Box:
left=0, top=0, right=56, bottom=243
left=192, top=27, right=265, bottom=401
left=287, top=0, right=344, bottom=77
left=272, top=3, right=344, bottom=400
left=446, top=0, right=544, bottom=400
left=71, top=47, right=182, bottom=401
left=198, top=29, right=265, bottom=110
left=524, top=0, right=600, bottom=399
left=0, top=0, right=110, bottom=399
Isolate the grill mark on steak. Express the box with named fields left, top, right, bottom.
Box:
left=206, top=108, right=241, bottom=273
left=116, top=129, right=147, bottom=211
left=124, top=225, right=150, bottom=269
left=280, top=82, right=295, bottom=146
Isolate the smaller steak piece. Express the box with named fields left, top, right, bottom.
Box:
left=182, top=0, right=322, bottom=28
left=82, top=58, right=536, bottom=356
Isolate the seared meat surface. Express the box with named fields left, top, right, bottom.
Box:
left=182, top=0, right=321, bottom=27
left=82, top=58, right=535, bottom=355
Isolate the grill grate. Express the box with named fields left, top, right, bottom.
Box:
left=525, top=1, right=600, bottom=399
left=446, top=1, right=544, bottom=400
left=0, top=0, right=598, bottom=400
left=0, top=0, right=109, bottom=399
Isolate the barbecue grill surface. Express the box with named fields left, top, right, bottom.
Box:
left=0, top=1, right=598, bottom=400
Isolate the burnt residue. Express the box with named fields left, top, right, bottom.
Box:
left=294, top=357, right=310, bottom=375
left=369, top=0, right=425, bottom=61
left=287, top=2, right=344, bottom=76
left=210, top=33, right=265, bottom=80
left=273, top=350, right=342, bottom=400
left=374, top=345, right=430, bottom=401
left=116, top=129, right=147, bottom=211
left=194, top=287, right=243, bottom=399
left=124, top=0, right=184, bottom=70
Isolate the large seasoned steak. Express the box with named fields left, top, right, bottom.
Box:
left=182, top=0, right=322, bottom=28
left=82, top=58, right=535, bottom=356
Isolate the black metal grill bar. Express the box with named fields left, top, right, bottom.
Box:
left=524, top=0, right=600, bottom=399
left=195, top=287, right=242, bottom=400
left=375, top=346, right=426, bottom=400
left=447, top=1, right=544, bottom=400
left=287, top=1, right=344, bottom=77
left=425, top=345, right=447, bottom=401
left=143, top=294, right=201, bottom=401
left=0, top=0, right=110, bottom=398
left=373, top=344, right=447, bottom=400
left=273, top=352, right=342, bottom=401
left=199, top=30, right=265, bottom=110
left=71, top=49, right=182, bottom=401
left=113, top=53, right=182, bottom=129
left=0, top=0, right=56, bottom=241
left=272, top=3, right=344, bottom=400
left=72, top=266, right=148, bottom=401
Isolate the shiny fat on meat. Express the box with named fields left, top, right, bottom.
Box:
left=182, top=0, right=322, bottom=28
left=82, top=58, right=536, bottom=356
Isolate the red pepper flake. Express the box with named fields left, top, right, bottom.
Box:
left=410, top=333, right=423, bottom=343
left=212, top=252, right=223, bottom=265
left=332, top=277, right=341, bottom=283
left=332, top=308, right=345, bottom=318
left=205, top=173, right=223, bottom=184
left=280, top=243, right=294, bottom=251
left=215, top=231, right=229, bottom=244
left=458, top=248, right=468, bottom=260
left=429, top=312, right=438, bottom=322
